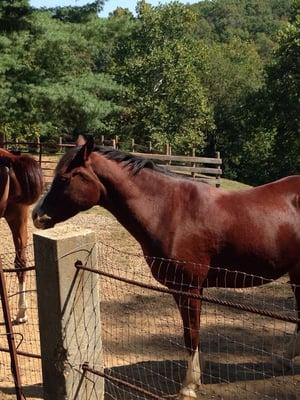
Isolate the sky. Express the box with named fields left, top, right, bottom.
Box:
left=29, top=0, right=198, bottom=18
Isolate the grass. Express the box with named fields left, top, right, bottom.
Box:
left=220, top=178, right=251, bottom=190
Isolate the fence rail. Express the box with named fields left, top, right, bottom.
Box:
left=2, top=137, right=222, bottom=187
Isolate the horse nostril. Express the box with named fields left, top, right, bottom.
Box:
left=33, top=213, right=54, bottom=229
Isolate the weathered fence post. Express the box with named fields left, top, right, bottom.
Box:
left=0, top=132, right=5, bottom=148
left=215, top=151, right=222, bottom=188
left=33, top=227, right=104, bottom=400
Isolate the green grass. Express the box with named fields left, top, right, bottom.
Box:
left=220, top=178, right=251, bottom=190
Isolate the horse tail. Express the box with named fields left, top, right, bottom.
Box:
left=0, top=166, right=10, bottom=216
left=13, top=155, right=44, bottom=204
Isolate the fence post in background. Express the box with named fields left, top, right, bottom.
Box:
left=131, top=138, right=135, bottom=153
left=0, top=133, right=4, bottom=148
left=191, top=148, right=196, bottom=178
left=100, top=135, right=104, bottom=146
left=215, top=151, right=222, bottom=188
left=33, top=227, right=104, bottom=400
left=59, top=136, right=64, bottom=154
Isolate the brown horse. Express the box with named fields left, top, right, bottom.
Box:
left=32, top=136, right=300, bottom=400
left=1, top=148, right=43, bottom=323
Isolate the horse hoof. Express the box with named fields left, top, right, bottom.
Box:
left=179, top=387, right=198, bottom=399
left=14, top=315, right=28, bottom=324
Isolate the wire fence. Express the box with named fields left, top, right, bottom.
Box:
left=92, top=241, right=300, bottom=399
left=0, top=245, right=42, bottom=399
left=1, top=241, right=300, bottom=399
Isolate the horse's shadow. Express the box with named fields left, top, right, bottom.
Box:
left=104, top=358, right=300, bottom=399
left=0, top=383, right=43, bottom=398
left=0, top=359, right=299, bottom=399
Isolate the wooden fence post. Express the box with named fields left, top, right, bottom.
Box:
left=33, top=227, right=104, bottom=400
left=0, top=132, right=5, bottom=148
left=191, top=148, right=196, bottom=178
left=59, top=136, right=64, bottom=154
left=215, top=151, right=222, bottom=188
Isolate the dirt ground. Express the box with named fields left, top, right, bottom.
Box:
left=1, top=207, right=300, bottom=400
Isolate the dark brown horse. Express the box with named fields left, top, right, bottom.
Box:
left=32, top=136, right=300, bottom=400
left=1, top=148, right=43, bottom=323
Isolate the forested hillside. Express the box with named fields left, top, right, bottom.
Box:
left=0, top=0, right=299, bottom=184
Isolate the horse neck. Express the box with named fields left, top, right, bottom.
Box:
left=94, top=158, right=175, bottom=251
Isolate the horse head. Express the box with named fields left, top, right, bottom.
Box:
left=32, top=135, right=103, bottom=229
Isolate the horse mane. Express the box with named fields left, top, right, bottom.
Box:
left=96, top=147, right=210, bottom=184
left=12, top=155, right=44, bottom=204
left=95, top=146, right=162, bottom=174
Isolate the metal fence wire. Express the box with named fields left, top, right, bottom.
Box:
left=86, top=241, right=300, bottom=400
left=1, top=241, right=300, bottom=400
left=0, top=246, right=42, bottom=399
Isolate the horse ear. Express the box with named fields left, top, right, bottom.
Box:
left=85, top=135, right=94, bottom=156
left=73, top=135, right=94, bottom=164
left=76, top=134, right=86, bottom=146
left=76, top=134, right=94, bottom=158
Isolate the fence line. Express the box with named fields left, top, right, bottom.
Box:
left=3, top=137, right=222, bottom=187
left=0, top=246, right=42, bottom=399
left=1, top=237, right=300, bottom=399
left=75, top=260, right=300, bottom=325
left=0, top=259, right=24, bottom=400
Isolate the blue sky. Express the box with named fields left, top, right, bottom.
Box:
left=30, top=0, right=198, bottom=18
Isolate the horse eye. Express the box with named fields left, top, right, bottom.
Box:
left=59, top=176, right=69, bottom=183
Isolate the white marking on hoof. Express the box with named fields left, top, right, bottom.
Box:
left=14, top=314, right=28, bottom=324
left=15, top=283, right=28, bottom=324
left=179, top=386, right=198, bottom=399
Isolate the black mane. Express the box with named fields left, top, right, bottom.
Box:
left=94, top=146, right=165, bottom=174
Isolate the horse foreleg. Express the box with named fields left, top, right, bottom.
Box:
left=173, top=290, right=202, bottom=400
left=5, top=204, right=29, bottom=324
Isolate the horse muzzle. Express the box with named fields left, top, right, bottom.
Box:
left=32, top=212, right=55, bottom=229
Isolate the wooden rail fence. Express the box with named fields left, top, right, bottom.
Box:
left=2, top=137, right=222, bottom=187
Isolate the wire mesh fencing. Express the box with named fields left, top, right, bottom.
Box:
left=88, top=241, right=300, bottom=400
left=0, top=245, right=42, bottom=399
left=1, top=239, right=300, bottom=400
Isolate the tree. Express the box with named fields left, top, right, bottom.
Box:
left=263, top=1, right=300, bottom=176
left=0, top=6, right=124, bottom=142
left=113, top=1, right=215, bottom=153
left=0, top=0, right=32, bottom=32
